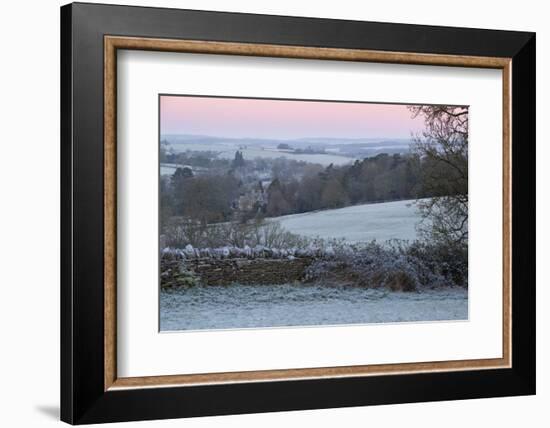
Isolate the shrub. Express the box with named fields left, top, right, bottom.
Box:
left=162, top=218, right=311, bottom=250
left=305, top=239, right=467, bottom=290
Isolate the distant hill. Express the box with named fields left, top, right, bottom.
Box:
left=161, top=134, right=412, bottom=156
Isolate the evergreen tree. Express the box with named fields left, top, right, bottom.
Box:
left=232, top=150, right=245, bottom=169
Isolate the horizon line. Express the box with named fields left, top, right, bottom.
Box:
left=160, top=133, right=414, bottom=141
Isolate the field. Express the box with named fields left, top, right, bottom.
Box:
left=160, top=164, right=179, bottom=176
left=273, top=199, right=423, bottom=243
left=161, top=285, right=467, bottom=330
left=169, top=142, right=357, bottom=166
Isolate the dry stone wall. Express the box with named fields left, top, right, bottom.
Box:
left=186, top=257, right=313, bottom=286
left=161, top=252, right=314, bottom=287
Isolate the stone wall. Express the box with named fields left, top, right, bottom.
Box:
left=161, top=256, right=313, bottom=287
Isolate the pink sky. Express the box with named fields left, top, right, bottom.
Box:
left=160, top=95, right=425, bottom=139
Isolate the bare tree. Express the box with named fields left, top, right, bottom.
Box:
left=409, top=105, right=468, bottom=245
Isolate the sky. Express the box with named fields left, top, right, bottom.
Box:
left=160, top=95, right=426, bottom=140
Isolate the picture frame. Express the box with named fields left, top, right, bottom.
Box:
left=60, top=2, right=535, bottom=424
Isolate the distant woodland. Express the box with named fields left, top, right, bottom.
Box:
left=160, top=152, right=444, bottom=223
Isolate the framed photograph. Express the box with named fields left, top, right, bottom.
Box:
left=60, top=2, right=535, bottom=424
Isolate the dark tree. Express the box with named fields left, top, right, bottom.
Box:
left=174, top=166, right=194, bottom=179
left=321, top=178, right=349, bottom=208
left=296, top=174, right=324, bottom=212
left=171, top=167, right=194, bottom=214
left=231, top=150, right=245, bottom=169
left=171, top=172, right=239, bottom=224
left=409, top=105, right=469, bottom=245
left=266, top=179, right=291, bottom=216
left=159, top=176, right=173, bottom=228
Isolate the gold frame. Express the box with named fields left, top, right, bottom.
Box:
left=104, top=35, right=512, bottom=391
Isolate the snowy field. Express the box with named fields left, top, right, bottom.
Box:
left=169, top=143, right=356, bottom=166
left=274, top=199, right=423, bottom=243
left=160, top=284, right=467, bottom=331
left=160, top=164, right=178, bottom=176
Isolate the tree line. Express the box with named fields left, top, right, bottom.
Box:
left=160, top=150, right=459, bottom=227
left=263, top=153, right=426, bottom=217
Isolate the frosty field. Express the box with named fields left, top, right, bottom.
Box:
left=160, top=284, right=468, bottom=331
left=160, top=164, right=178, bottom=176
left=169, top=142, right=356, bottom=166
left=274, top=199, right=423, bottom=243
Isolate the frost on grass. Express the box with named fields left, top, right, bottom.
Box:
left=274, top=199, right=424, bottom=243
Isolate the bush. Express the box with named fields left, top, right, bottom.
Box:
left=162, top=218, right=311, bottom=250
left=305, top=239, right=467, bottom=290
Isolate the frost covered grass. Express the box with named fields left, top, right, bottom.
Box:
left=162, top=199, right=425, bottom=250
left=273, top=199, right=424, bottom=243
left=160, top=284, right=468, bottom=330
